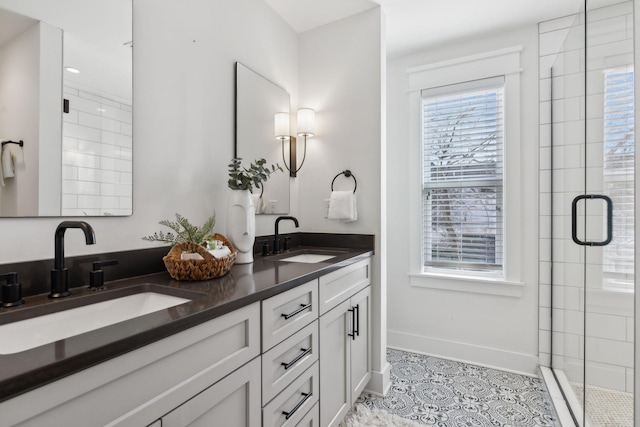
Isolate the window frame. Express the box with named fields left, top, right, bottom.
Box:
left=407, top=47, right=524, bottom=296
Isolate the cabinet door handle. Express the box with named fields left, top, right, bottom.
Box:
left=281, top=348, right=311, bottom=370
left=282, top=303, right=312, bottom=320
left=348, top=307, right=356, bottom=340
left=354, top=304, right=360, bottom=337
left=282, top=392, right=312, bottom=420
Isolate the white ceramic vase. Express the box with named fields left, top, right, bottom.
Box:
left=227, top=189, right=255, bottom=264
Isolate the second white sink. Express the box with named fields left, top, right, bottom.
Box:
left=278, top=254, right=336, bottom=263
left=0, top=292, right=191, bottom=355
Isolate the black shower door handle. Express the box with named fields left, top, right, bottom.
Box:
left=571, top=194, right=613, bottom=246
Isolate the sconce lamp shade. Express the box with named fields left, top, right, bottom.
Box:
left=297, top=108, right=315, bottom=137
left=274, top=112, right=290, bottom=140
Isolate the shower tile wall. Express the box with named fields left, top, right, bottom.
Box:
left=538, top=2, right=634, bottom=394
left=61, top=83, right=132, bottom=216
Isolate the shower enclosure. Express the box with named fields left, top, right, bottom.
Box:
left=541, top=0, right=635, bottom=425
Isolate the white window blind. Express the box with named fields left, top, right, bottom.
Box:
left=421, top=77, right=504, bottom=273
left=602, top=67, right=634, bottom=291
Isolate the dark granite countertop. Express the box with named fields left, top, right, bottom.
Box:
left=0, top=245, right=372, bottom=403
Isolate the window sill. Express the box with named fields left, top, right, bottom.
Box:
left=409, top=272, right=524, bottom=297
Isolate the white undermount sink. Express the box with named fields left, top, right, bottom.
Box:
left=277, top=254, right=336, bottom=263
left=0, top=292, right=191, bottom=355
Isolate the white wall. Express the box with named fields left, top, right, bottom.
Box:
left=38, top=22, right=63, bottom=216
left=386, top=26, right=541, bottom=374
left=298, top=7, right=388, bottom=393
left=0, top=0, right=299, bottom=262
left=0, top=23, right=41, bottom=217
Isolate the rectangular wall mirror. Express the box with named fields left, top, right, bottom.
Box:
left=0, top=0, right=132, bottom=217
left=235, top=62, right=290, bottom=215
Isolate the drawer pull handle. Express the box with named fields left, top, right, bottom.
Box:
left=354, top=304, right=360, bottom=337
left=282, top=392, right=312, bottom=420
left=348, top=307, right=356, bottom=340
left=282, top=303, right=312, bottom=320
left=281, top=348, right=312, bottom=370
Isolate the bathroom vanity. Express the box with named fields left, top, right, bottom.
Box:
left=0, top=243, right=372, bottom=427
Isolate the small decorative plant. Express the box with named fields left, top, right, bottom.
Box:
left=228, top=158, right=282, bottom=192
left=142, top=213, right=216, bottom=246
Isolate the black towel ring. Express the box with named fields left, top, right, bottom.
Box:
left=1, top=140, right=23, bottom=148
left=331, top=170, right=357, bottom=194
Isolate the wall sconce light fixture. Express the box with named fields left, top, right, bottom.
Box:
left=274, top=108, right=316, bottom=177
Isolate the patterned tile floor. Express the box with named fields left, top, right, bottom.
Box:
left=357, top=348, right=560, bottom=426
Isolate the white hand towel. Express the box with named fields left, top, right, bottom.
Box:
left=209, top=245, right=231, bottom=259
left=181, top=252, right=204, bottom=260
left=328, top=191, right=357, bottom=221
left=2, top=143, right=23, bottom=179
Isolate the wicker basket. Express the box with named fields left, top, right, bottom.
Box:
left=163, top=233, right=238, bottom=281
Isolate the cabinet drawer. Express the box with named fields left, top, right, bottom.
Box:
left=263, top=362, right=319, bottom=427
left=262, top=320, right=319, bottom=405
left=319, top=259, right=370, bottom=315
left=161, top=357, right=261, bottom=427
left=262, top=279, right=318, bottom=351
left=297, top=402, right=319, bottom=427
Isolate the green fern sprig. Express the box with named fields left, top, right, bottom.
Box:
left=142, top=213, right=216, bottom=246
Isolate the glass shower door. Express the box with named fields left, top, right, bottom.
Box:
left=582, top=0, right=634, bottom=424
left=550, top=1, right=635, bottom=425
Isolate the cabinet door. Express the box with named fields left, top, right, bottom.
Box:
left=319, top=299, right=351, bottom=427
left=161, top=357, right=261, bottom=427
left=349, top=286, right=371, bottom=404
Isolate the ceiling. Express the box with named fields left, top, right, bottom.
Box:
left=265, top=0, right=585, bottom=58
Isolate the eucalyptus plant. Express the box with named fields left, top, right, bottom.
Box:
left=227, top=157, right=282, bottom=192
left=142, top=213, right=216, bottom=246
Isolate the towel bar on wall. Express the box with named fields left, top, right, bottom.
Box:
left=1, top=140, right=23, bottom=147
left=331, top=170, right=357, bottom=193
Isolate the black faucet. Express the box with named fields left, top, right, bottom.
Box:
left=50, top=221, right=96, bottom=299
left=274, top=216, right=299, bottom=254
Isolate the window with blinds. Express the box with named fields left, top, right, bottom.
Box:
left=602, top=68, right=634, bottom=291
left=421, top=77, right=504, bottom=273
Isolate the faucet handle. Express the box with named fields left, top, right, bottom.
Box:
left=0, top=272, right=25, bottom=308
left=89, top=259, right=118, bottom=290
left=261, top=240, right=270, bottom=256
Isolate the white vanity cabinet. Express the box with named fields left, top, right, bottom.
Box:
left=318, top=259, right=371, bottom=427
left=1, top=256, right=372, bottom=427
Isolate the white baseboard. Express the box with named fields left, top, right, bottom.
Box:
left=365, top=362, right=391, bottom=396
left=388, top=330, right=539, bottom=376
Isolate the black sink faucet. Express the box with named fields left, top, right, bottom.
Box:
left=50, top=221, right=96, bottom=299
left=274, top=216, right=299, bottom=254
